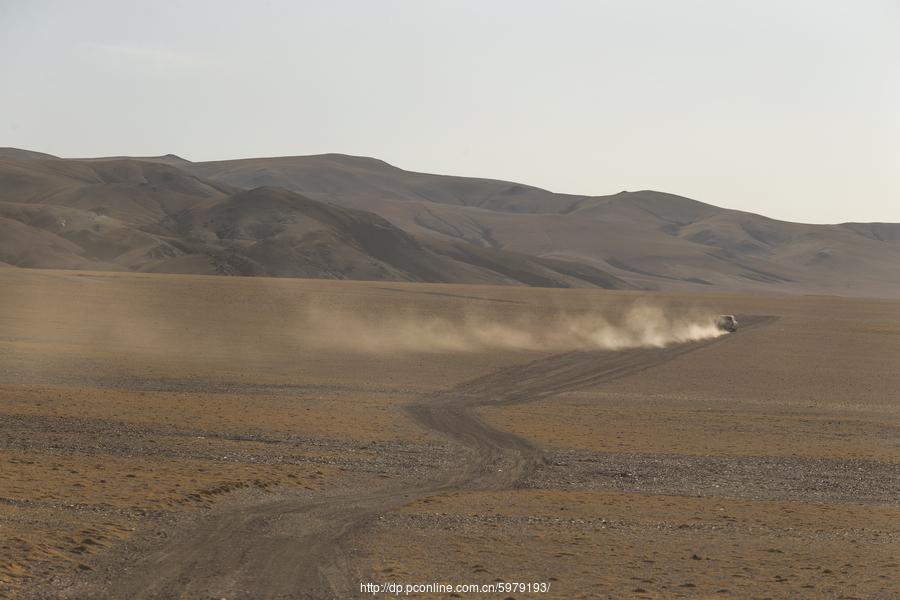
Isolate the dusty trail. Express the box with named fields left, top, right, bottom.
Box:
left=57, top=317, right=773, bottom=600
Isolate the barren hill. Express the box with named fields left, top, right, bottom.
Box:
left=1, top=149, right=898, bottom=295
left=0, top=155, right=628, bottom=287
left=185, top=154, right=900, bottom=296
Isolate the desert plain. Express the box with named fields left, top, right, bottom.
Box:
left=1, top=267, right=898, bottom=599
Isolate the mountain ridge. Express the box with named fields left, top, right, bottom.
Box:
left=1, top=148, right=898, bottom=296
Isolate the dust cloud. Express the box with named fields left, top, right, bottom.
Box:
left=0, top=271, right=727, bottom=389
left=304, top=302, right=726, bottom=354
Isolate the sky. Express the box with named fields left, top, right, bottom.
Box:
left=1, top=0, right=898, bottom=224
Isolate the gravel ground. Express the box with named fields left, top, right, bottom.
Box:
left=525, top=449, right=900, bottom=505
left=0, top=414, right=454, bottom=477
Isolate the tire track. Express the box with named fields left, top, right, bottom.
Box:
left=58, top=316, right=775, bottom=599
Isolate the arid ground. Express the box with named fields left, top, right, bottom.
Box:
left=1, top=268, right=898, bottom=599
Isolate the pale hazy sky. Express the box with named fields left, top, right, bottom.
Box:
left=1, top=1, right=898, bottom=223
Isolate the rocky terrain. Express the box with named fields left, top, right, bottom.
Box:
left=1, top=268, right=898, bottom=599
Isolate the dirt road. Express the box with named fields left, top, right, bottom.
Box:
left=41, top=318, right=771, bottom=599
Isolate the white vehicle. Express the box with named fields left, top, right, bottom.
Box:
left=716, top=315, right=738, bottom=333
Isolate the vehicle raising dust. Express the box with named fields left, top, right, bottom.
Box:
left=716, top=314, right=739, bottom=332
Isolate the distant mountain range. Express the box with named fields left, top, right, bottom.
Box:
left=2, top=147, right=898, bottom=296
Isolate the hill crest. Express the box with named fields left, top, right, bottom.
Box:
left=2, top=147, right=898, bottom=296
